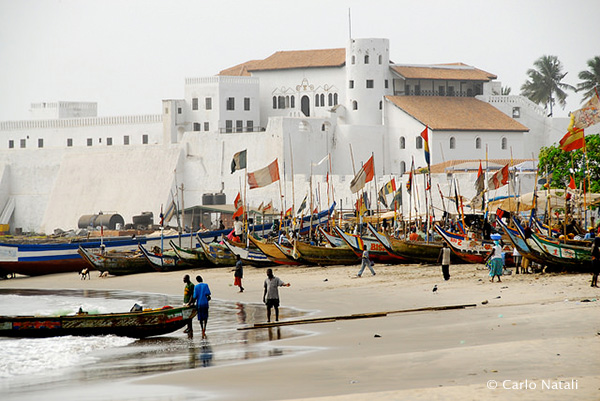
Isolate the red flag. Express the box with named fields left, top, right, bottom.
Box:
left=234, top=192, right=242, bottom=209
left=248, top=159, right=280, bottom=189
left=474, top=161, right=484, bottom=194
left=559, top=127, right=585, bottom=152
left=349, top=155, right=375, bottom=193
left=488, top=163, right=509, bottom=190
left=233, top=206, right=244, bottom=219
left=568, top=175, right=576, bottom=190
left=420, top=126, right=430, bottom=165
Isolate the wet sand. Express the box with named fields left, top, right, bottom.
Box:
left=1, top=262, right=599, bottom=400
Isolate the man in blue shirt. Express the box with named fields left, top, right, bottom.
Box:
left=192, top=275, right=211, bottom=339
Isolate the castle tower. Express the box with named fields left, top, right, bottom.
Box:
left=344, top=38, right=390, bottom=126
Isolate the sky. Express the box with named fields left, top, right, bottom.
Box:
left=0, top=0, right=598, bottom=121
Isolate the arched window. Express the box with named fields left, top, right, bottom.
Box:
left=352, top=55, right=356, bottom=64
left=416, top=136, right=423, bottom=149
left=352, top=100, right=358, bottom=110
left=333, top=93, right=338, bottom=105
left=399, top=136, right=405, bottom=149
left=449, top=137, right=456, bottom=149
left=378, top=54, right=382, bottom=64
left=285, top=96, right=290, bottom=108
left=475, top=137, right=481, bottom=149
left=328, top=93, right=333, bottom=106
left=400, top=161, right=406, bottom=175
left=278, top=96, right=285, bottom=109
left=320, top=94, right=325, bottom=107
left=290, top=95, right=295, bottom=108
left=364, top=55, right=369, bottom=64
left=272, top=96, right=277, bottom=109
left=315, top=94, right=320, bottom=107
left=501, top=137, right=508, bottom=150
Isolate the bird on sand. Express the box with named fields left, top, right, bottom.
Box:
left=432, top=285, right=438, bottom=293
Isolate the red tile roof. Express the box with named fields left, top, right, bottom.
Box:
left=386, top=96, right=529, bottom=132
left=219, top=49, right=346, bottom=75
left=391, top=63, right=497, bottom=81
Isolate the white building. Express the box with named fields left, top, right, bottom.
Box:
left=0, top=38, right=572, bottom=234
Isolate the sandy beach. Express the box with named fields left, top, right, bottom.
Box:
left=1, top=262, right=599, bottom=401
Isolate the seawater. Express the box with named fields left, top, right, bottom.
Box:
left=0, top=288, right=310, bottom=401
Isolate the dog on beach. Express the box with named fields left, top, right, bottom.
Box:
left=99, top=271, right=109, bottom=278
left=80, top=268, right=90, bottom=280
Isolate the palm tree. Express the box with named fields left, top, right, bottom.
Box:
left=501, top=86, right=512, bottom=95
left=520, top=55, right=575, bottom=116
left=577, top=56, right=600, bottom=102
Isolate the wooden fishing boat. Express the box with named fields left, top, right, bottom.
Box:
left=248, top=235, right=301, bottom=265
left=197, top=240, right=237, bottom=267
left=293, top=240, right=360, bottom=266
left=332, top=226, right=408, bottom=264
left=316, top=227, right=345, bottom=247
left=77, top=246, right=154, bottom=275
left=434, top=225, right=513, bottom=265
left=138, top=244, right=184, bottom=272
left=0, top=305, right=196, bottom=338
left=169, top=240, right=212, bottom=267
left=222, top=239, right=275, bottom=267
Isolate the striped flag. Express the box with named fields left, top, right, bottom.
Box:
left=349, top=156, right=375, bottom=193
left=248, top=159, right=280, bottom=189
left=559, top=127, right=585, bottom=152
left=420, top=126, right=430, bottom=166
left=488, top=163, right=509, bottom=190
left=230, top=150, right=247, bottom=173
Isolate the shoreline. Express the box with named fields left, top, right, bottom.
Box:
left=1, top=263, right=599, bottom=400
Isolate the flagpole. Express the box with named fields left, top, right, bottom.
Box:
left=372, top=152, right=379, bottom=229
left=309, top=163, right=314, bottom=239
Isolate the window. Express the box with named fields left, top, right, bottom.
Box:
left=285, top=96, right=290, bottom=108
left=225, top=120, right=233, bottom=133
left=177, top=107, right=182, bottom=114
left=349, top=80, right=354, bottom=89
left=315, top=94, right=320, bottom=107
left=400, top=161, right=406, bottom=175
left=67, top=138, right=73, bottom=147
left=512, top=107, right=520, bottom=118
left=399, top=136, right=405, bottom=149
left=379, top=101, right=382, bottom=110
left=290, top=95, right=295, bottom=108
left=142, top=134, right=148, bottom=144
left=165, top=107, right=169, bottom=114
left=364, top=55, right=369, bottom=64
left=87, top=138, right=93, bottom=147
left=415, top=85, right=421, bottom=96
left=192, top=98, right=198, bottom=110
left=123, top=135, right=130, bottom=145
left=448, top=87, right=455, bottom=96
left=193, top=123, right=201, bottom=131
left=333, top=93, right=338, bottom=105
left=475, top=137, right=481, bottom=149
left=246, top=120, right=253, bottom=132
left=366, top=79, right=374, bottom=89
left=385, top=79, right=389, bottom=89
left=439, top=86, right=445, bottom=96
left=204, top=122, right=209, bottom=131
left=416, top=136, right=423, bottom=149
left=244, top=97, right=250, bottom=111
left=106, top=137, right=112, bottom=146
left=38, top=138, right=43, bottom=148
left=20, top=139, right=26, bottom=148
left=278, top=96, right=285, bottom=109
left=352, top=100, right=358, bottom=110
left=320, top=94, right=325, bottom=106
left=273, top=96, right=277, bottom=109
left=501, top=137, right=508, bottom=150
left=352, top=55, right=355, bottom=64
left=226, top=97, right=235, bottom=111
left=236, top=120, right=243, bottom=132
left=378, top=55, right=382, bottom=64
left=328, top=93, right=333, bottom=106
left=205, top=97, right=212, bottom=110
left=8, top=140, right=14, bottom=148
left=449, top=137, right=456, bottom=149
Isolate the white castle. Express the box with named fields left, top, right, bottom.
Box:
left=0, top=38, right=573, bottom=234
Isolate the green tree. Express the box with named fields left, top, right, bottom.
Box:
left=538, top=134, right=600, bottom=192
left=521, top=55, right=575, bottom=116
left=501, top=86, right=511, bottom=95
left=577, top=56, right=600, bottom=102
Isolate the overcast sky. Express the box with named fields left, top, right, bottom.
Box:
left=0, top=0, right=597, bottom=121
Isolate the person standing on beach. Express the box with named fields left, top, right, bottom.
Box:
left=263, top=268, right=290, bottom=322
left=192, top=275, right=211, bottom=339
left=486, top=241, right=504, bottom=283
left=234, top=254, right=244, bottom=292
left=183, top=275, right=195, bottom=334
left=591, top=237, right=600, bottom=288
left=357, top=247, right=375, bottom=277
left=438, top=242, right=451, bottom=280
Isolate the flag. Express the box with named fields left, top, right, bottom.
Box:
left=378, top=178, right=396, bottom=208
left=163, top=198, right=177, bottom=224
left=248, top=159, right=280, bottom=189
left=297, top=194, right=308, bottom=214
left=559, top=127, right=585, bottom=152
left=488, top=163, right=509, bottom=190
left=420, top=126, right=430, bottom=166
left=285, top=207, right=292, bottom=217
left=349, top=155, right=374, bottom=193
left=568, top=175, right=576, bottom=190
left=230, top=150, right=247, bottom=174
left=474, top=161, right=484, bottom=194
left=233, top=206, right=244, bottom=219
left=263, top=201, right=273, bottom=213
left=571, top=92, right=600, bottom=130
left=392, top=189, right=402, bottom=207
left=406, top=159, right=415, bottom=194
left=356, top=193, right=369, bottom=216
left=159, top=204, right=164, bottom=226
left=233, top=192, right=242, bottom=209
